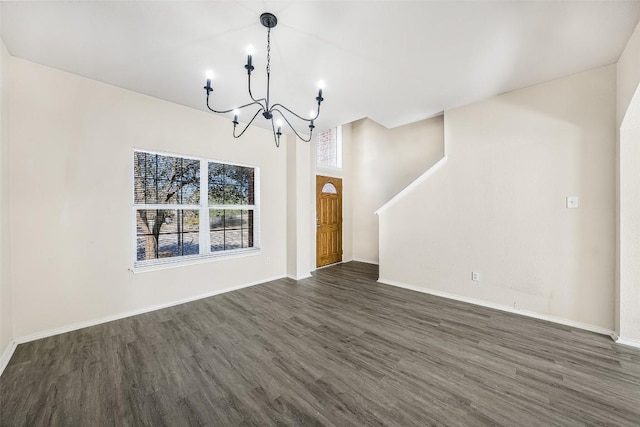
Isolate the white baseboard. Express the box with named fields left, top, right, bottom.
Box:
left=315, top=260, right=358, bottom=271
left=287, top=273, right=312, bottom=280
left=615, top=336, right=640, bottom=349
left=0, top=340, right=17, bottom=378
left=377, top=277, right=616, bottom=339
left=352, top=258, right=379, bottom=265
left=14, top=274, right=287, bottom=346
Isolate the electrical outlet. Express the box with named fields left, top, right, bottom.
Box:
left=471, top=272, right=480, bottom=282
left=266, top=257, right=271, bottom=265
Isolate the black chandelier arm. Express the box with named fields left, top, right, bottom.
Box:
left=270, top=118, right=280, bottom=148
left=272, top=108, right=313, bottom=143
left=205, top=94, right=234, bottom=114
left=206, top=95, right=264, bottom=115
left=270, top=102, right=321, bottom=122
left=247, top=73, right=267, bottom=104
left=311, top=102, right=322, bottom=121
left=233, top=108, right=264, bottom=139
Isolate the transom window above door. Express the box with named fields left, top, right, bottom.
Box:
left=316, top=127, right=342, bottom=169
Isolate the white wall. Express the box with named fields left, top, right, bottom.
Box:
left=617, top=20, right=640, bottom=343
left=287, top=134, right=312, bottom=279
left=9, top=58, right=287, bottom=339
left=351, top=117, right=444, bottom=264
left=341, top=123, right=354, bottom=263
left=379, top=65, right=616, bottom=331
left=287, top=134, right=297, bottom=277
left=0, top=36, right=13, bottom=359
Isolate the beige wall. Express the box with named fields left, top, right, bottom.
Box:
left=617, top=20, right=640, bottom=343
left=287, top=134, right=312, bottom=279
left=0, top=36, right=13, bottom=358
left=286, top=134, right=297, bottom=277
left=379, top=65, right=616, bottom=331
left=9, top=58, right=287, bottom=339
left=351, top=117, right=444, bottom=264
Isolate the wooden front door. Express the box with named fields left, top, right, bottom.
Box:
left=316, top=176, right=342, bottom=268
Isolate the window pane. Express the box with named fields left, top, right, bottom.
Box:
left=321, top=183, right=337, bottom=194
left=225, top=209, right=242, bottom=229
left=242, top=229, right=250, bottom=248
left=209, top=209, right=253, bottom=252
left=317, top=128, right=337, bottom=168
left=208, top=163, right=226, bottom=204
left=134, top=152, right=200, bottom=204
left=210, top=230, right=224, bottom=252
left=225, top=230, right=243, bottom=250
left=136, top=209, right=199, bottom=261
left=210, top=209, right=224, bottom=231
left=208, top=162, right=255, bottom=205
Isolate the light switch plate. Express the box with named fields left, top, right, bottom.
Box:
left=566, top=196, right=579, bottom=209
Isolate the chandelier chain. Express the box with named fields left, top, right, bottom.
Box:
left=266, top=27, right=271, bottom=76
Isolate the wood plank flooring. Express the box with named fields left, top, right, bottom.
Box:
left=2, top=262, right=640, bottom=426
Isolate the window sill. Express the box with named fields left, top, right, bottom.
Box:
left=130, top=247, right=261, bottom=274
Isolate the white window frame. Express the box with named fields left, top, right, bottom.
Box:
left=132, top=148, right=260, bottom=271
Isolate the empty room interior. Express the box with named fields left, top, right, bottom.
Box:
left=2, top=1, right=640, bottom=425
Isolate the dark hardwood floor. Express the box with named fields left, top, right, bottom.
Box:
left=2, top=262, right=640, bottom=426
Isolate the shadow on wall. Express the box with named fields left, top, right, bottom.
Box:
left=349, top=116, right=445, bottom=264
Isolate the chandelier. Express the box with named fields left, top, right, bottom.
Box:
left=204, top=12, right=324, bottom=148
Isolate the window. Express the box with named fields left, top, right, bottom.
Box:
left=321, top=183, right=337, bottom=194
left=316, top=126, right=342, bottom=168
left=134, top=150, right=258, bottom=267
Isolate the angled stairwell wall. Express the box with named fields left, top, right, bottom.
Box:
left=351, top=117, right=444, bottom=264
left=616, top=19, right=640, bottom=346
left=377, top=65, right=616, bottom=332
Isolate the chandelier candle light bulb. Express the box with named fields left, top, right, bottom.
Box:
left=203, top=12, right=324, bottom=147
left=245, top=46, right=254, bottom=73
left=204, top=70, right=214, bottom=96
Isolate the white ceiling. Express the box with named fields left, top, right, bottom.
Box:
left=2, top=1, right=639, bottom=132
